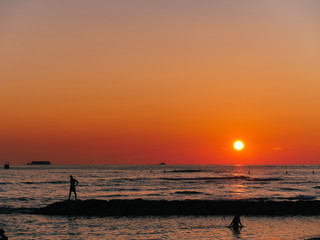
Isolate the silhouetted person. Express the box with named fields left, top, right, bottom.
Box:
left=0, top=229, right=8, bottom=240
left=229, top=214, right=243, bottom=229
left=68, top=175, right=79, bottom=200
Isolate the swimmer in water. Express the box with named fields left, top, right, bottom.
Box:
left=229, top=215, right=243, bottom=229
left=0, top=229, right=8, bottom=240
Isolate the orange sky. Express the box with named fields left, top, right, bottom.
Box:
left=1, top=1, right=320, bottom=164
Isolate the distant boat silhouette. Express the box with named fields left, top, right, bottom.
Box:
left=4, top=162, right=9, bottom=169
left=28, top=161, right=51, bottom=165
left=158, top=163, right=167, bottom=165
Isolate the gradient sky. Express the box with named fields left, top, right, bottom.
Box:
left=1, top=1, right=320, bottom=164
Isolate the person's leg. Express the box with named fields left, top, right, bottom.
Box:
left=74, top=189, right=77, bottom=200
left=68, top=189, right=71, bottom=200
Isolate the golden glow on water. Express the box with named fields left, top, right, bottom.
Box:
left=231, top=183, right=247, bottom=194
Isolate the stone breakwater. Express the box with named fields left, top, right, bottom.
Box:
left=33, top=199, right=320, bottom=216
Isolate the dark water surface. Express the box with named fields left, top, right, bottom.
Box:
left=1, top=214, right=320, bottom=239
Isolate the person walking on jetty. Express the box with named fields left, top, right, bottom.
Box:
left=229, top=214, right=243, bottom=229
left=0, top=229, right=8, bottom=240
left=68, top=175, right=79, bottom=200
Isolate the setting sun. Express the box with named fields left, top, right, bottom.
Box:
left=234, top=141, right=244, bottom=151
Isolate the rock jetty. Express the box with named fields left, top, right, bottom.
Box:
left=33, top=199, right=320, bottom=216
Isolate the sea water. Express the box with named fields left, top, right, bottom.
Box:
left=1, top=165, right=320, bottom=239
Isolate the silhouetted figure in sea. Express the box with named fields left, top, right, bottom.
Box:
left=0, top=229, right=8, bottom=240
left=68, top=175, right=79, bottom=200
left=229, top=214, right=243, bottom=229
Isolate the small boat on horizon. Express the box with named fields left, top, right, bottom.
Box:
left=4, top=162, right=10, bottom=169
left=27, top=161, right=51, bottom=165
left=158, top=163, right=167, bottom=165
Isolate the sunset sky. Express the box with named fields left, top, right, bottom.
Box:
left=1, top=1, right=320, bottom=164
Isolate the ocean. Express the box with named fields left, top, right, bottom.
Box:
left=1, top=164, right=320, bottom=239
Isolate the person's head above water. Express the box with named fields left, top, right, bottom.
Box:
left=70, top=175, right=73, bottom=178
left=0, top=229, right=5, bottom=235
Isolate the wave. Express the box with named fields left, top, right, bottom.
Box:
left=104, top=194, right=129, bottom=198
left=98, top=188, right=142, bottom=192
left=250, top=177, right=283, bottom=181
left=276, top=195, right=316, bottom=201
left=21, top=181, right=68, bottom=185
left=146, top=194, right=162, bottom=196
left=15, top=197, right=33, bottom=201
left=0, top=196, right=36, bottom=202
left=174, top=191, right=209, bottom=195
left=48, top=181, right=68, bottom=184
left=110, top=178, right=149, bottom=182
left=171, top=170, right=205, bottom=173
left=168, top=169, right=228, bottom=173
left=280, top=181, right=320, bottom=185
left=0, top=206, right=36, bottom=214
left=161, top=176, right=248, bottom=181
left=160, top=176, right=282, bottom=182
left=280, top=187, right=304, bottom=192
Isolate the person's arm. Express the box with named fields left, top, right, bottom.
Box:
left=229, top=219, right=234, bottom=227
left=239, top=219, right=243, bottom=227
left=75, top=179, right=79, bottom=186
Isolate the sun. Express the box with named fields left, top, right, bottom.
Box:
left=234, top=141, right=244, bottom=151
